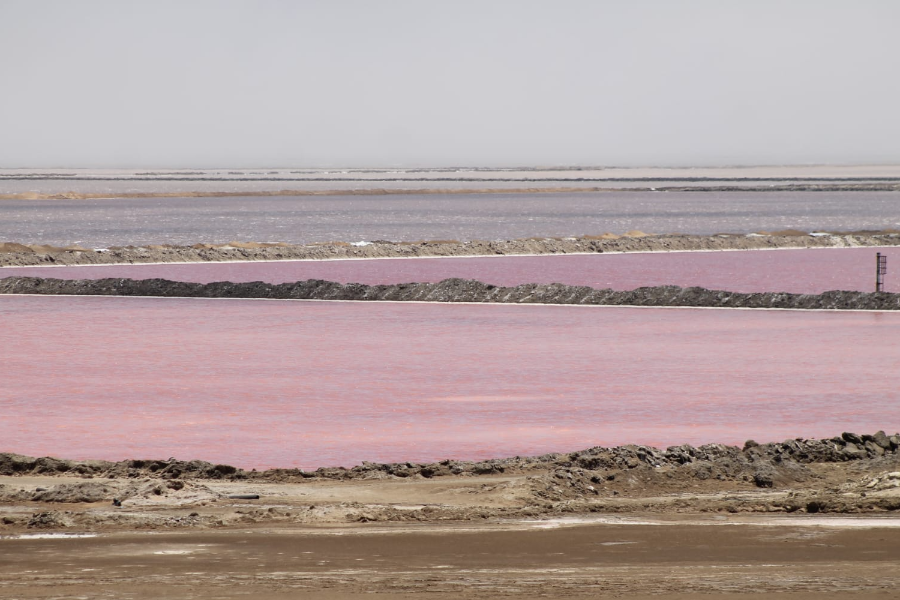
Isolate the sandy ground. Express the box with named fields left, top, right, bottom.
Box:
left=2, top=444, right=899, bottom=598
left=3, top=518, right=900, bottom=599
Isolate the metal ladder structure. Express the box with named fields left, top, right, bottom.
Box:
left=876, top=252, right=887, bottom=292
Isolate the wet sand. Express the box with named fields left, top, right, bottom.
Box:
left=3, top=520, right=900, bottom=599
left=2, top=433, right=900, bottom=598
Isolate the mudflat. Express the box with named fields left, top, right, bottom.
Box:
left=3, top=518, right=900, bottom=599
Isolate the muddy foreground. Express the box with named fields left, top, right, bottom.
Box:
left=2, top=433, right=899, bottom=598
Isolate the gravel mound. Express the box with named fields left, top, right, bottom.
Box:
left=3, top=276, right=900, bottom=311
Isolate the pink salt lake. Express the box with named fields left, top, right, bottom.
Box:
left=3, top=247, right=898, bottom=293
left=2, top=295, right=898, bottom=470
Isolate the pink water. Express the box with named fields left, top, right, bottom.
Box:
left=3, top=296, right=898, bottom=469
left=4, top=247, right=898, bottom=294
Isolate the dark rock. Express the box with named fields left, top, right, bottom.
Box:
left=842, top=432, right=864, bottom=445
left=865, top=441, right=884, bottom=456
left=753, top=467, right=776, bottom=488
left=841, top=443, right=866, bottom=460
left=872, top=431, right=892, bottom=450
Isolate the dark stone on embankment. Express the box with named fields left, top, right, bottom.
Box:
left=3, top=276, right=900, bottom=310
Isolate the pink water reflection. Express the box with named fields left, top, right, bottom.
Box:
left=2, top=296, right=899, bottom=470
left=3, top=247, right=898, bottom=294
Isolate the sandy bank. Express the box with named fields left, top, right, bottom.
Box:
left=3, top=521, right=900, bottom=599
left=3, top=432, right=898, bottom=598
left=1, top=432, right=898, bottom=530
left=2, top=231, right=900, bottom=268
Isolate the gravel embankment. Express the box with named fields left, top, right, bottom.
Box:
left=2, top=232, right=900, bottom=266
left=3, top=276, right=900, bottom=311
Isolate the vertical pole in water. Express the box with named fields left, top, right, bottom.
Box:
left=876, top=252, right=887, bottom=292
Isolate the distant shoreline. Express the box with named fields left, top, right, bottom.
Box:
left=5, top=164, right=900, bottom=198
left=5, top=181, right=900, bottom=200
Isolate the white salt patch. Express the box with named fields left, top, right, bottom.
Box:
left=523, top=515, right=900, bottom=530
left=598, top=541, right=638, bottom=546
left=754, top=516, right=900, bottom=528
left=8, top=533, right=98, bottom=540
left=526, top=516, right=658, bottom=529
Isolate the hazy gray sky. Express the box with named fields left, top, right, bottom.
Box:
left=2, top=1, right=898, bottom=168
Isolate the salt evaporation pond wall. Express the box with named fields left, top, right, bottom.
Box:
left=4, top=246, right=899, bottom=294
left=2, top=295, right=898, bottom=470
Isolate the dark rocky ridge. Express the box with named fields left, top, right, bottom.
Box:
left=3, top=276, right=900, bottom=311
left=2, top=431, right=897, bottom=487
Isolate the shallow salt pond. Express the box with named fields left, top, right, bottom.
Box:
left=2, top=295, right=899, bottom=469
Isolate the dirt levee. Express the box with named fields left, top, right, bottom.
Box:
left=3, top=275, right=900, bottom=310
left=2, top=232, right=900, bottom=267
